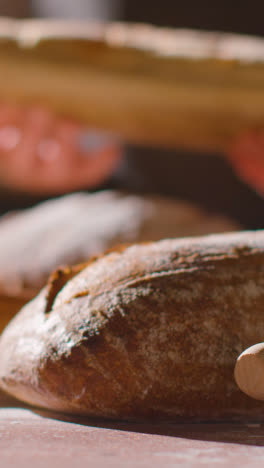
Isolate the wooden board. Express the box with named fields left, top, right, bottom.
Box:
left=1, top=391, right=264, bottom=468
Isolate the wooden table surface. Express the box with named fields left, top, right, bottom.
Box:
left=1, top=390, right=264, bottom=468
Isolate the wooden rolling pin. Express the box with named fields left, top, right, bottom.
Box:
left=0, top=18, right=263, bottom=152
left=235, top=344, right=264, bottom=401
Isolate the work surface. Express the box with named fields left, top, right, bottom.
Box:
left=1, top=392, right=264, bottom=467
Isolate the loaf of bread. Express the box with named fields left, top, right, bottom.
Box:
left=0, top=190, right=238, bottom=334
left=1, top=230, right=264, bottom=421
left=0, top=18, right=263, bottom=151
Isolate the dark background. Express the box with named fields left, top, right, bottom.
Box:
left=124, top=1, right=264, bottom=36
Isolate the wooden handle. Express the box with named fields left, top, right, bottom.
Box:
left=0, top=18, right=264, bottom=152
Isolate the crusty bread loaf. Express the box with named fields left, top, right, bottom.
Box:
left=0, top=18, right=263, bottom=151
left=1, top=230, right=264, bottom=421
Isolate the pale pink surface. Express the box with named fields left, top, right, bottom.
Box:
left=0, top=104, right=122, bottom=195
left=0, top=404, right=264, bottom=468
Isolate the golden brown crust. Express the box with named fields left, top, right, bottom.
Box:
left=0, top=18, right=263, bottom=150
left=1, top=230, right=264, bottom=421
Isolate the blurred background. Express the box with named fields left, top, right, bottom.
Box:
left=0, top=0, right=264, bottom=228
